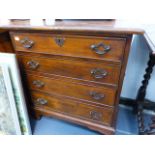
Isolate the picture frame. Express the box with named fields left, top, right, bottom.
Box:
left=0, top=64, right=21, bottom=135
left=0, top=53, right=31, bottom=135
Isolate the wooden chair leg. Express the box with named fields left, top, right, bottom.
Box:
left=135, top=54, right=155, bottom=135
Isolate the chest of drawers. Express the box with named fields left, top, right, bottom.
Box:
left=9, top=28, right=132, bottom=134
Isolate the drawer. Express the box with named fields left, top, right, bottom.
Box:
left=10, top=32, right=126, bottom=62
left=18, top=55, right=121, bottom=85
left=31, top=91, right=114, bottom=126
left=26, top=74, right=117, bottom=106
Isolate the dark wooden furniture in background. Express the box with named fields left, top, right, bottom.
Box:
left=135, top=33, right=155, bottom=135
left=0, top=30, right=14, bottom=52
left=0, top=20, right=154, bottom=134
left=120, top=36, right=155, bottom=135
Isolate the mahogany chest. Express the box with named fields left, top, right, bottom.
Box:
left=0, top=20, right=137, bottom=134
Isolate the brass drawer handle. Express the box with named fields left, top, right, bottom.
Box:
left=90, top=91, right=105, bottom=100
left=27, top=60, right=39, bottom=70
left=91, top=68, right=108, bottom=79
left=35, top=98, right=48, bottom=105
left=32, top=80, right=45, bottom=88
left=90, top=111, right=102, bottom=121
left=90, top=42, right=111, bottom=55
left=20, top=37, right=34, bottom=49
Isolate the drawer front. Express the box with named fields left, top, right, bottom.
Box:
left=11, top=32, right=126, bottom=62
left=31, top=91, right=114, bottom=126
left=18, top=55, right=121, bottom=85
left=26, top=74, right=117, bottom=106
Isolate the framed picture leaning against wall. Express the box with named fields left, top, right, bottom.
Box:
left=0, top=53, right=31, bottom=135
left=0, top=64, right=21, bottom=135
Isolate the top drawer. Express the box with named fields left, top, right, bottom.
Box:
left=10, top=32, right=126, bottom=62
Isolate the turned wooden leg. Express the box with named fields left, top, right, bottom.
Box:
left=147, top=117, right=155, bottom=135
left=135, top=54, right=155, bottom=134
left=138, top=54, right=155, bottom=99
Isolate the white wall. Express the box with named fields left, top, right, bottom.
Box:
left=121, top=35, right=155, bottom=101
